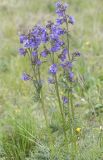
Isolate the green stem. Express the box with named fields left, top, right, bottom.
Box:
left=37, top=65, right=48, bottom=128
left=65, top=19, right=74, bottom=122
left=66, top=21, right=71, bottom=61
left=70, top=86, right=74, bottom=121
left=67, top=91, right=72, bottom=135
left=65, top=17, right=75, bottom=127
left=39, top=68, right=56, bottom=159
left=27, top=49, right=38, bottom=82
left=65, top=18, right=77, bottom=159
left=54, top=74, right=68, bottom=142
left=40, top=88, right=49, bottom=127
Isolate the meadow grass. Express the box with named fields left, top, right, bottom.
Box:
left=0, top=0, right=103, bottom=159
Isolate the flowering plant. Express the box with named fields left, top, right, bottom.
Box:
left=18, top=1, right=81, bottom=158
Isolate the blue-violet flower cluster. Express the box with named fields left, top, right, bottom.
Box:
left=18, top=0, right=80, bottom=107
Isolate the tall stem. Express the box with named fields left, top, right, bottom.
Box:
left=40, top=88, right=49, bottom=127
left=66, top=21, right=71, bottom=61
left=65, top=18, right=77, bottom=159
left=54, top=74, right=68, bottom=142
left=65, top=19, right=75, bottom=125
left=37, top=65, right=49, bottom=128
left=51, top=51, right=68, bottom=142
left=38, top=64, right=55, bottom=158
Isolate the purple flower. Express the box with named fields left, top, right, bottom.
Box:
left=69, top=72, right=74, bottom=81
left=51, top=25, right=58, bottom=35
left=64, top=3, right=68, bottom=10
left=24, top=40, right=30, bottom=48
left=19, top=34, right=27, bottom=44
left=55, top=1, right=68, bottom=17
left=48, top=77, right=55, bottom=84
left=50, top=40, right=64, bottom=52
left=50, top=33, right=59, bottom=41
left=59, top=53, right=67, bottom=62
left=19, top=48, right=26, bottom=56
left=59, top=41, right=64, bottom=46
left=56, top=18, right=64, bottom=25
left=51, top=25, right=65, bottom=37
left=25, top=37, right=41, bottom=49
left=31, top=26, right=48, bottom=43
left=49, top=64, right=57, bottom=75
left=51, top=43, right=61, bottom=52
left=56, top=10, right=64, bottom=17
left=75, top=51, right=80, bottom=56
left=32, top=51, right=37, bottom=56
left=69, top=16, right=75, bottom=25
left=61, top=61, right=72, bottom=70
left=66, top=61, right=72, bottom=68
left=56, top=27, right=65, bottom=35
left=32, top=37, right=41, bottom=48
left=62, top=96, right=68, bottom=104
left=55, top=1, right=62, bottom=8
left=62, top=48, right=68, bottom=54
left=41, top=32, right=49, bottom=43
left=59, top=48, right=68, bottom=61
left=36, top=59, right=42, bottom=65
left=21, top=72, right=31, bottom=81
left=41, top=51, right=47, bottom=57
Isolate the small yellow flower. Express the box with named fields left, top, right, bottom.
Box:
left=85, top=41, right=91, bottom=47
left=76, top=127, right=81, bottom=133
left=15, top=109, right=21, bottom=114
left=60, top=91, right=64, bottom=95
left=100, top=126, right=103, bottom=131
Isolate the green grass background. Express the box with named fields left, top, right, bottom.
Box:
left=0, top=0, right=103, bottom=159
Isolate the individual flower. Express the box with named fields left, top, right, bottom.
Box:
left=50, top=33, right=59, bottom=41
left=56, top=18, right=64, bottom=25
left=59, top=48, right=68, bottom=61
left=61, top=61, right=72, bottom=70
left=24, top=39, right=30, bottom=48
left=36, top=59, right=42, bottom=65
left=48, top=77, right=55, bottom=84
left=75, top=51, right=80, bottom=56
left=72, top=51, right=81, bottom=61
left=85, top=41, right=91, bottom=47
left=49, top=64, right=57, bottom=75
left=46, top=20, right=54, bottom=29
left=15, top=108, right=21, bottom=114
left=58, top=40, right=64, bottom=46
left=41, top=50, right=47, bottom=57
left=32, top=37, right=41, bottom=48
left=41, top=31, right=49, bottom=43
left=21, top=72, right=31, bottom=81
left=55, top=1, right=62, bottom=8
left=76, top=128, right=81, bottom=133
left=63, top=3, right=68, bottom=10
left=19, top=48, right=26, bottom=56
left=32, top=51, right=37, bottom=56
left=50, top=40, right=64, bottom=52
left=55, top=1, right=68, bottom=17
left=69, top=16, right=75, bottom=25
left=69, top=71, right=74, bottom=81
left=62, top=96, right=68, bottom=104
left=62, top=48, right=68, bottom=54
left=59, top=53, right=67, bottom=61
left=51, top=25, right=65, bottom=41
left=56, top=27, right=65, bottom=35
left=51, top=43, right=61, bottom=52
left=100, top=126, right=103, bottom=131
left=24, top=36, right=41, bottom=49
left=19, top=34, right=27, bottom=44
